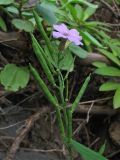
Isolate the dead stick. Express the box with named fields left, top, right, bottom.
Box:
left=4, top=107, right=50, bottom=160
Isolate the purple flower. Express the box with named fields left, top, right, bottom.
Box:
left=52, top=23, right=83, bottom=46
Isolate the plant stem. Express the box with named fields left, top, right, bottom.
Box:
left=58, top=72, right=68, bottom=131
left=67, top=108, right=73, bottom=160
left=30, top=64, right=65, bottom=139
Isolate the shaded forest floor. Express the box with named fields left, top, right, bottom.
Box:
left=0, top=0, right=120, bottom=160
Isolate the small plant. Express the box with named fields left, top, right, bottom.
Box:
left=0, top=0, right=34, bottom=32
left=29, top=11, right=108, bottom=160
left=0, top=1, right=116, bottom=159
left=93, top=31, right=120, bottom=109
left=36, top=0, right=108, bottom=52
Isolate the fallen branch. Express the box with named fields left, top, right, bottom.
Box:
left=76, top=104, right=116, bottom=116
left=4, top=107, right=50, bottom=160
left=78, top=53, right=110, bottom=65
left=0, top=31, right=27, bottom=50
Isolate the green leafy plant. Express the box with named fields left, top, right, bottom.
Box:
left=93, top=58, right=120, bottom=109
left=29, top=11, right=108, bottom=160
left=36, top=0, right=108, bottom=52
left=93, top=31, right=120, bottom=109
left=0, top=0, right=34, bottom=32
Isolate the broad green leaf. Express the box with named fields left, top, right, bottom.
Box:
left=71, top=139, right=107, bottom=160
left=0, top=17, right=7, bottom=31
left=98, top=49, right=120, bottom=66
left=113, top=87, right=120, bottom=109
left=69, top=44, right=88, bottom=59
left=36, top=2, right=57, bottom=24
left=95, top=66, right=120, bottom=77
left=5, top=6, right=19, bottom=14
left=12, top=19, right=34, bottom=32
left=80, top=31, right=103, bottom=48
left=0, top=64, right=30, bottom=91
left=0, top=0, right=14, bottom=5
left=59, top=49, right=74, bottom=71
left=67, top=0, right=98, bottom=9
left=92, top=61, right=107, bottom=68
left=83, top=6, right=97, bottom=21
left=100, top=82, right=120, bottom=91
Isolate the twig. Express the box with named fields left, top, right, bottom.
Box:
left=86, top=102, right=94, bottom=123
left=76, top=104, right=116, bottom=116
left=100, top=0, right=120, bottom=18
left=79, top=97, right=112, bottom=105
left=90, top=137, right=100, bottom=147
left=20, top=148, right=63, bottom=153
left=107, top=149, right=120, bottom=158
left=4, top=107, right=50, bottom=160
left=0, top=120, right=25, bottom=130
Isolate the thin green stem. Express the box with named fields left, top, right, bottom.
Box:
left=29, top=64, right=65, bottom=139
left=65, top=79, right=69, bottom=102
left=58, top=72, right=68, bottom=132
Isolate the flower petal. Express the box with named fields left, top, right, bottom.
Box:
left=68, top=29, right=83, bottom=45
left=52, top=31, right=66, bottom=38
left=69, top=29, right=82, bottom=40
left=53, top=23, right=69, bottom=34
left=69, top=29, right=79, bottom=36
left=67, top=35, right=83, bottom=46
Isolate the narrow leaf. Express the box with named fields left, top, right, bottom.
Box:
left=80, top=31, right=103, bottom=48
left=29, top=64, right=58, bottom=108
left=69, top=44, right=88, bottom=59
left=33, top=11, right=55, bottom=56
left=95, top=66, right=120, bottom=77
left=98, top=49, right=120, bottom=66
left=31, top=34, right=56, bottom=86
left=0, top=17, right=7, bottom=31
left=92, top=61, right=107, bottom=68
left=113, top=87, right=120, bottom=109
left=71, top=139, right=107, bottom=160
left=71, top=75, right=90, bottom=113
left=100, top=82, right=120, bottom=91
